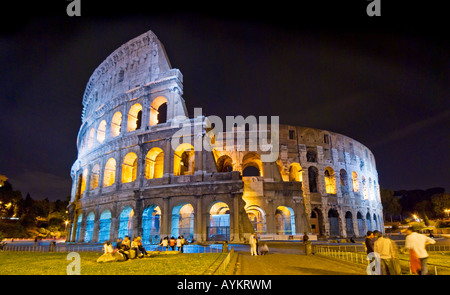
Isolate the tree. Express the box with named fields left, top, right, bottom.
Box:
left=380, top=188, right=401, bottom=222
left=0, top=181, right=22, bottom=218
left=431, top=193, right=450, bottom=218
left=415, top=200, right=433, bottom=225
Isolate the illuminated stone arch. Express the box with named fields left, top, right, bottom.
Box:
left=242, top=152, right=263, bottom=177
left=246, top=205, right=266, bottom=234
left=324, top=167, right=336, bottom=194
left=289, top=162, right=302, bottom=182
left=216, top=155, right=233, bottom=172
left=118, top=206, right=134, bottom=239
left=145, top=147, right=164, bottom=179
left=142, top=205, right=161, bottom=244
left=111, top=111, right=122, bottom=137
left=127, top=103, right=143, bottom=132
left=122, top=152, right=138, bottom=183
left=97, top=120, right=107, bottom=143
left=275, top=206, right=296, bottom=235
left=103, top=158, right=116, bottom=187
left=207, top=201, right=230, bottom=241
left=171, top=202, right=194, bottom=240
left=173, top=143, right=195, bottom=176
left=84, top=211, right=95, bottom=242
left=98, top=209, right=112, bottom=243
left=149, top=96, right=168, bottom=126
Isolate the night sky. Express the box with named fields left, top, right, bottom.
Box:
left=0, top=2, right=448, bottom=201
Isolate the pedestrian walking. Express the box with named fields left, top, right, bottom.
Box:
left=374, top=231, right=401, bottom=275
left=405, top=227, right=436, bottom=275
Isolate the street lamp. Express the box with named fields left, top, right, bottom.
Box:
left=444, top=209, right=450, bottom=218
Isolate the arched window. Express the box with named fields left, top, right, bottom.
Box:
left=173, top=143, right=195, bottom=176
left=122, top=152, right=138, bottom=183
left=145, top=147, right=164, bottom=179
left=149, top=96, right=168, bottom=126
left=84, top=212, right=95, bottom=243
left=103, top=158, right=116, bottom=187
left=352, top=171, right=359, bottom=192
left=216, top=155, right=233, bottom=172
left=111, top=111, right=122, bottom=137
left=289, top=163, right=302, bottom=182
left=127, top=103, right=143, bottom=132
left=242, top=152, right=263, bottom=177
left=208, top=202, right=230, bottom=241
left=98, top=210, right=112, bottom=243
left=246, top=205, right=266, bottom=234
left=97, top=120, right=107, bottom=143
left=142, top=205, right=161, bottom=244
left=118, top=207, right=134, bottom=239
left=328, top=209, right=340, bottom=236
left=90, top=164, right=100, bottom=190
left=308, top=166, right=318, bottom=193
left=171, top=203, right=194, bottom=241
left=275, top=206, right=295, bottom=235
left=324, top=167, right=336, bottom=194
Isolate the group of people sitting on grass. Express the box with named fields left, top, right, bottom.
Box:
left=97, top=236, right=149, bottom=263
left=97, top=235, right=190, bottom=263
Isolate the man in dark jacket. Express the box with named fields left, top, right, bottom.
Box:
left=365, top=231, right=375, bottom=254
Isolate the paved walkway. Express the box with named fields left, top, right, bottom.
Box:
left=234, top=252, right=366, bottom=275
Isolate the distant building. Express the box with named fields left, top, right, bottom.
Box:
left=67, top=30, right=383, bottom=244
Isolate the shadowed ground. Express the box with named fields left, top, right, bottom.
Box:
left=234, top=252, right=366, bottom=275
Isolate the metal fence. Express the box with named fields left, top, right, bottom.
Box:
left=0, top=243, right=224, bottom=254
left=314, top=245, right=450, bottom=275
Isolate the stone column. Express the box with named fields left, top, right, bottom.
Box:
left=194, top=195, right=204, bottom=242
left=266, top=199, right=275, bottom=235
left=160, top=196, right=170, bottom=238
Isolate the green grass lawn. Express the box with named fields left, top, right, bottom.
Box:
left=0, top=251, right=226, bottom=275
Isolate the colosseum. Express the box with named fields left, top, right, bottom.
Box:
left=67, top=30, right=384, bottom=245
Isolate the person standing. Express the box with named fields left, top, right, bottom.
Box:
left=374, top=231, right=401, bottom=275
left=249, top=233, right=258, bottom=256
left=365, top=231, right=375, bottom=254
left=405, top=227, right=436, bottom=275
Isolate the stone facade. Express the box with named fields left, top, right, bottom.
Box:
left=67, top=30, right=383, bottom=244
